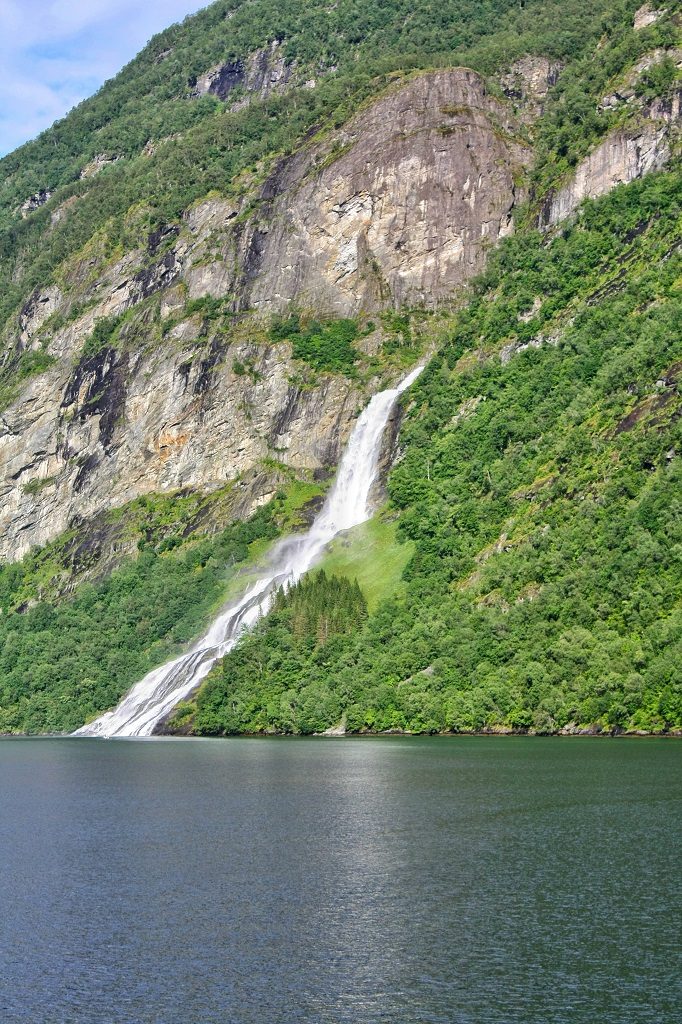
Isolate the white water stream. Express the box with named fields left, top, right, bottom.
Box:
left=75, top=365, right=423, bottom=737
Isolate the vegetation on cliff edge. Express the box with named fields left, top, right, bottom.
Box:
left=176, top=169, right=682, bottom=737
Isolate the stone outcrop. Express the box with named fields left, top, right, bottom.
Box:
left=599, top=48, right=682, bottom=112
left=2, top=55, right=675, bottom=567
left=540, top=87, right=680, bottom=226
left=0, top=336, right=364, bottom=562
left=633, top=3, right=665, bottom=30
left=0, top=69, right=529, bottom=562
left=80, top=154, right=122, bottom=179
left=500, top=56, right=563, bottom=121
left=13, top=69, right=529, bottom=327
left=243, top=69, right=530, bottom=313
left=184, top=68, right=529, bottom=314
left=21, top=190, right=52, bottom=218
left=192, top=41, right=294, bottom=103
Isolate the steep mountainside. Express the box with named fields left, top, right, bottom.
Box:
left=0, top=0, right=680, bottom=734
left=1, top=67, right=530, bottom=563
left=184, top=169, right=680, bottom=738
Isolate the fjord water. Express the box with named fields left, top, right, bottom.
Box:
left=1, top=737, right=679, bottom=1024
left=76, top=366, right=423, bottom=738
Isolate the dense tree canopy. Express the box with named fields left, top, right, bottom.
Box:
left=177, top=170, right=682, bottom=737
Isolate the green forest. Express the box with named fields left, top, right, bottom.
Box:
left=173, top=170, right=682, bottom=737
left=0, top=504, right=282, bottom=733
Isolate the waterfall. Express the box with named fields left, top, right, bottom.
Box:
left=75, top=365, right=423, bottom=738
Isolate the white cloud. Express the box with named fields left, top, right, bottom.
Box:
left=0, top=0, right=210, bottom=156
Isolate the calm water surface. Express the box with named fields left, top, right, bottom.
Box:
left=0, top=737, right=679, bottom=1024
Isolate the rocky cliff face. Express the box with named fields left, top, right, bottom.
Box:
left=156, top=68, right=529, bottom=317
left=243, top=69, right=529, bottom=313
left=1, top=335, right=364, bottom=562
left=5, top=53, right=675, bottom=567
left=501, top=56, right=563, bottom=122
left=633, top=3, right=665, bottom=31
left=191, top=40, right=297, bottom=104
left=1, top=69, right=529, bottom=563
left=541, top=81, right=681, bottom=227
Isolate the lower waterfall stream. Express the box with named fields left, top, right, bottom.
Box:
left=75, top=365, right=423, bottom=738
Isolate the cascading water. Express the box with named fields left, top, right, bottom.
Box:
left=75, top=365, right=423, bottom=738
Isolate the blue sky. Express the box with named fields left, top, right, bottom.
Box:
left=0, top=0, right=211, bottom=156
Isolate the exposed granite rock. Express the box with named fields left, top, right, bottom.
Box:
left=21, top=190, right=52, bottom=218
left=0, top=333, right=368, bottom=561
left=540, top=88, right=680, bottom=226
left=238, top=41, right=295, bottom=103
left=500, top=56, right=563, bottom=121
left=18, top=286, right=62, bottom=346
left=15, top=70, right=528, bottom=338
left=500, top=329, right=562, bottom=365
left=599, top=48, right=682, bottom=112
left=559, top=722, right=607, bottom=735
left=634, top=3, right=665, bottom=30
left=193, top=59, right=246, bottom=100
left=80, top=154, right=122, bottom=179
left=192, top=41, right=293, bottom=103
left=319, top=716, right=347, bottom=736
left=0, top=69, right=529, bottom=562
left=242, top=69, right=530, bottom=313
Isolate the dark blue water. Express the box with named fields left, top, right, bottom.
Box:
left=0, top=737, right=679, bottom=1024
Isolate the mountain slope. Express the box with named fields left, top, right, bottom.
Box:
left=0, top=0, right=680, bottom=734
left=182, top=169, right=681, bottom=737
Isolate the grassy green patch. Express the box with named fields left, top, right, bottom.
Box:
left=216, top=478, right=327, bottom=605
left=318, top=512, right=414, bottom=611
left=273, top=477, right=326, bottom=531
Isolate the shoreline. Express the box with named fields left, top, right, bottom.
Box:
left=159, top=724, right=682, bottom=740
left=2, top=727, right=680, bottom=740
